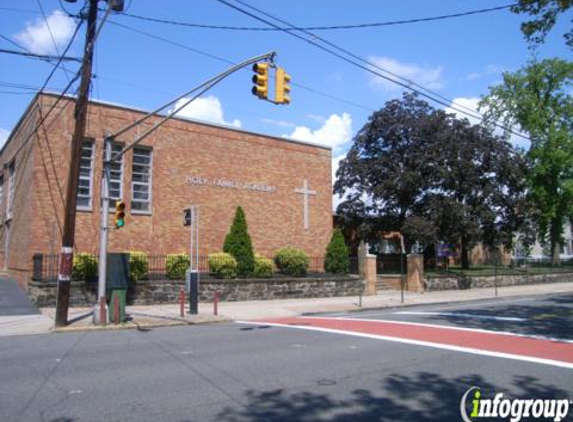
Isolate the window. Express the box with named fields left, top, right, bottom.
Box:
left=77, top=140, right=94, bottom=210
left=6, top=161, right=15, bottom=220
left=131, top=147, right=152, bottom=213
left=0, top=175, right=4, bottom=222
left=107, top=142, right=124, bottom=201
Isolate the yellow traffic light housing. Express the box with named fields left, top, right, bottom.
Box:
left=275, top=67, right=291, bottom=105
left=115, top=200, right=126, bottom=228
left=252, top=63, right=269, bottom=100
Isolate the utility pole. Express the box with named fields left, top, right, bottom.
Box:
left=54, top=0, right=98, bottom=327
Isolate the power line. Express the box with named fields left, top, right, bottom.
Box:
left=216, top=0, right=530, bottom=141
left=116, top=3, right=516, bottom=32
left=35, top=0, right=72, bottom=82
left=0, top=48, right=81, bottom=62
left=107, top=19, right=376, bottom=113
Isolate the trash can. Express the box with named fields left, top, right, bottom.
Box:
left=107, top=253, right=129, bottom=323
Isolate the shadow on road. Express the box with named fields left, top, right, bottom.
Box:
left=215, top=372, right=568, bottom=422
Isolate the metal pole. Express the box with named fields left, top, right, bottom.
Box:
left=108, top=52, right=277, bottom=164
left=494, top=250, right=498, bottom=297
left=94, top=137, right=112, bottom=324
left=400, top=237, right=405, bottom=304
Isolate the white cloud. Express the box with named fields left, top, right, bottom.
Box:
left=285, top=113, right=352, bottom=152
left=465, top=64, right=507, bottom=81
left=0, top=128, right=10, bottom=149
left=172, top=95, right=241, bottom=128
left=368, top=56, right=444, bottom=92
left=14, top=10, right=76, bottom=55
left=445, top=97, right=530, bottom=149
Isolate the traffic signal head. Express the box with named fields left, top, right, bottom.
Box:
left=275, top=67, right=291, bottom=105
left=252, top=63, right=269, bottom=100
left=115, top=200, right=126, bottom=229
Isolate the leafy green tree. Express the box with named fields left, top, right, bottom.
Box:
left=324, top=229, right=350, bottom=274
left=480, top=58, right=573, bottom=264
left=510, top=0, right=572, bottom=49
left=335, top=92, right=438, bottom=251
left=336, top=93, right=529, bottom=269
left=223, top=206, right=255, bottom=276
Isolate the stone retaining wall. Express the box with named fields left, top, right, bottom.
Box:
left=28, top=275, right=365, bottom=307
left=424, top=272, right=573, bottom=291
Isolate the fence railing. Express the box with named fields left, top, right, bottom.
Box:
left=376, top=254, right=407, bottom=274
left=32, top=253, right=360, bottom=283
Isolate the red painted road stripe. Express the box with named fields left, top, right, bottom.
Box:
left=259, top=317, right=573, bottom=365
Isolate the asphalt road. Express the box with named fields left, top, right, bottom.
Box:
left=1, top=294, right=572, bottom=422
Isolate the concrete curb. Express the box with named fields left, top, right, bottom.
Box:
left=53, top=315, right=232, bottom=333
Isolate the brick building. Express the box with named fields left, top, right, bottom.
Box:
left=0, top=92, right=332, bottom=286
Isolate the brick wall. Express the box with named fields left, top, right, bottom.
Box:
left=4, top=93, right=333, bottom=286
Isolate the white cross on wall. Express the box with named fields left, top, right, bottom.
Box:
left=294, top=179, right=316, bottom=230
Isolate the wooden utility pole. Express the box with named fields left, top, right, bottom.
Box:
left=55, top=0, right=98, bottom=327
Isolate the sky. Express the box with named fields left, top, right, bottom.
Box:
left=0, top=0, right=571, bottom=205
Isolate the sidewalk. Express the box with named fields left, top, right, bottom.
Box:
left=3, top=281, right=573, bottom=336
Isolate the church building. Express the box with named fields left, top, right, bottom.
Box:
left=0, top=92, right=332, bottom=286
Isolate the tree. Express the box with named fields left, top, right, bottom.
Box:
left=480, top=58, right=573, bottom=264
left=335, top=93, right=528, bottom=269
left=223, top=206, right=255, bottom=276
left=510, top=0, right=573, bottom=49
left=334, top=92, right=438, bottom=252
left=324, top=229, right=350, bottom=274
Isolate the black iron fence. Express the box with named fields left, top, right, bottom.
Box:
left=32, top=253, right=359, bottom=282
left=376, top=254, right=407, bottom=274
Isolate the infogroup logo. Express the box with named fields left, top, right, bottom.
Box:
left=460, top=387, right=571, bottom=422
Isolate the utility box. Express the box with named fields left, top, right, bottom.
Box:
left=107, top=253, right=129, bottom=322
left=186, top=270, right=199, bottom=315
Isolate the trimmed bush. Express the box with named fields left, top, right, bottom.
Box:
left=223, top=206, right=255, bottom=276
left=72, top=253, right=98, bottom=281
left=274, top=247, right=309, bottom=277
left=254, top=254, right=273, bottom=278
left=166, top=253, right=190, bottom=279
left=129, top=251, right=149, bottom=281
left=209, top=253, right=237, bottom=279
left=324, top=229, right=350, bottom=274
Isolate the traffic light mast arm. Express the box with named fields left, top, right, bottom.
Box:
left=106, top=51, right=277, bottom=164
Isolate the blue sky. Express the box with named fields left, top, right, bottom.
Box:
left=0, top=0, right=571, bottom=186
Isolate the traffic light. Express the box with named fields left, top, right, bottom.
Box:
left=252, top=63, right=269, bottom=100
left=115, top=200, right=126, bottom=228
left=275, top=67, right=291, bottom=105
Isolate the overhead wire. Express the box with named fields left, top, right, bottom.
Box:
left=35, top=0, right=72, bottom=82
left=117, top=3, right=517, bottom=32
left=107, top=19, right=376, bottom=113
left=0, top=48, right=81, bottom=62
left=215, top=0, right=530, bottom=140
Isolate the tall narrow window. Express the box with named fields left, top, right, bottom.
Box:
left=107, top=142, right=124, bottom=201
left=77, top=140, right=94, bottom=210
left=131, top=147, right=152, bottom=213
left=0, top=175, right=4, bottom=222
left=6, top=161, right=15, bottom=220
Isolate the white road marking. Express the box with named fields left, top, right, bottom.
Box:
left=236, top=321, right=573, bottom=370
left=301, top=316, right=573, bottom=344
left=393, top=311, right=526, bottom=322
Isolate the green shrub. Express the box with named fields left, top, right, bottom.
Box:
left=324, top=229, right=350, bottom=274
left=72, top=253, right=98, bottom=281
left=209, top=253, right=237, bottom=279
left=274, top=247, right=309, bottom=277
left=223, top=206, right=255, bottom=276
left=129, top=251, right=149, bottom=281
left=166, top=253, right=190, bottom=279
left=254, top=254, right=273, bottom=278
